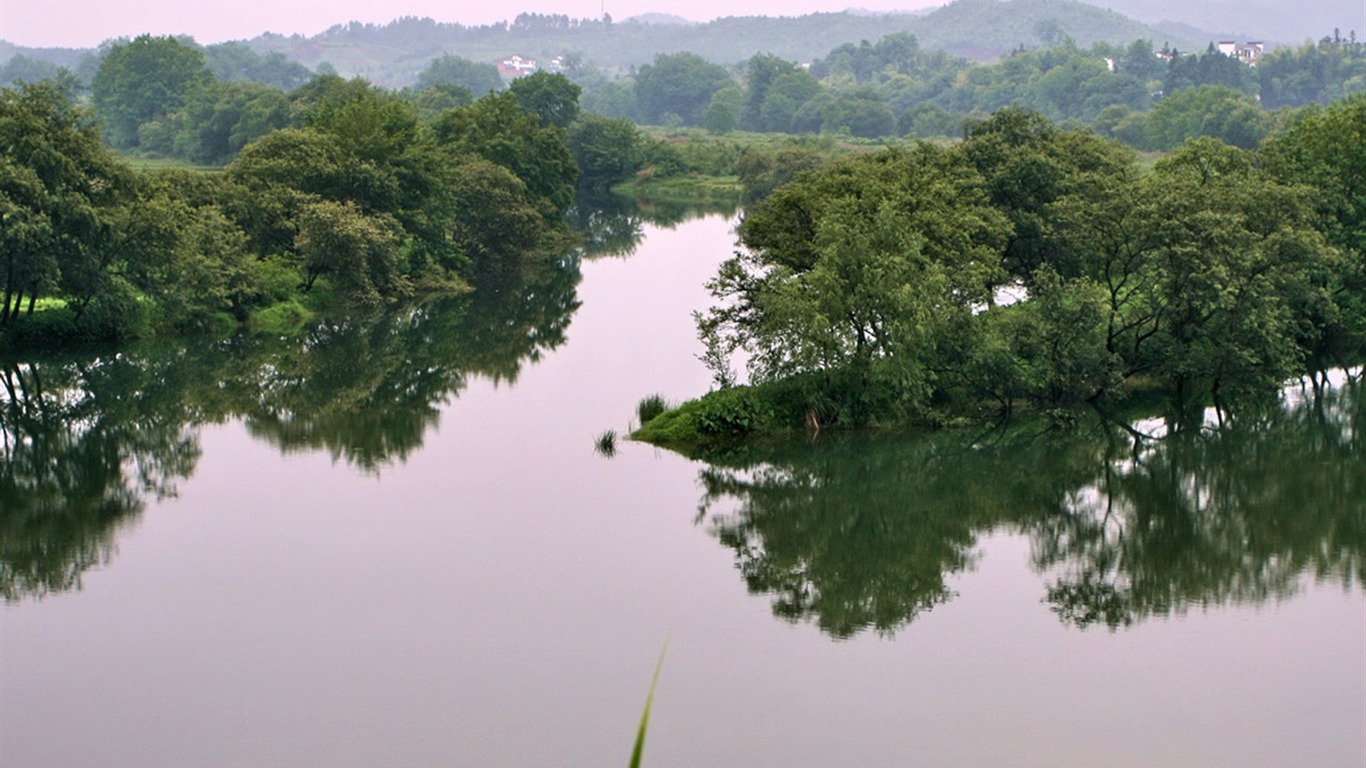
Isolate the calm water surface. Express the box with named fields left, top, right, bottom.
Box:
left=2, top=214, right=1363, bottom=767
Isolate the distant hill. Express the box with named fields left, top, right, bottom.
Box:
left=2, top=0, right=1210, bottom=87
left=1079, top=0, right=1363, bottom=45
left=0, top=41, right=89, bottom=69
left=622, top=14, right=697, bottom=27
left=233, top=0, right=1204, bottom=86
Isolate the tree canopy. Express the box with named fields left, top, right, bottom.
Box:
left=91, top=35, right=214, bottom=149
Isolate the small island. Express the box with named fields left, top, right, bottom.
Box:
left=635, top=102, right=1365, bottom=449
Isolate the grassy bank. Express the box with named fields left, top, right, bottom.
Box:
left=612, top=173, right=742, bottom=204
left=628, top=371, right=1244, bottom=457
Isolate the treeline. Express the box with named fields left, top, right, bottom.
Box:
left=574, top=31, right=1365, bottom=149
left=636, top=100, right=1366, bottom=444
left=7, top=22, right=1362, bottom=157
left=0, top=35, right=663, bottom=347
left=166, top=0, right=1193, bottom=80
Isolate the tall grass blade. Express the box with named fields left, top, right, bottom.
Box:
left=628, top=644, right=668, bottom=768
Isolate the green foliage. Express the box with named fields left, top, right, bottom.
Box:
left=435, top=91, right=578, bottom=219
left=1054, top=135, right=1346, bottom=398
left=705, top=144, right=1011, bottom=425
left=416, top=53, right=502, bottom=96
left=636, top=394, right=670, bottom=425
left=174, top=80, right=289, bottom=165
left=661, top=105, right=1361, bottom=445
left=404, top=83, right=475, bottom=118
left=92, top=35, right=213, bottom=149
left=735, top=144, right=831, bottom=204
left=967, top=270, right=1120, bottom=410
left=0, top=55, right=64, bottom=88
left=594, top=429, right=618, bottom=457
left=1144, top=85, right=1269, bottom=150
left=1, top=81, right=133, bottom=330
left=122, top=174, right=264, bottom=329
left=634, top=52, right=734, bottom=127
left=294, top=199, right=403, bottom=304
left=960, top=106, right=1136, bottom=279
left=690, top=386, right=773, bottom=439
left=5, top=56, right=589, bottom=349
left=445, top=158, right=546, bottom=273
left=703, top=87, right=741, bottom=134
left=1163, top=45, right=1258, bottom=97
left=509, top=71, right=582, bottom=129
left=565, top=114, right=645, bottom=191
left=249, top=299, right=312, bottom=332
left=1258, top=37, right=1366, bottom=110
left=204, top=42, right=314, bottom=91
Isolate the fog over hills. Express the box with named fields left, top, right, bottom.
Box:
left=197, top=0, right=1208, bottom=84
left=3, top=0, right=1358, bottom=85
left=1080, top=0, right=1363, bottom=45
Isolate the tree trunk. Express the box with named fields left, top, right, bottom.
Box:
left=6, top=288, right=22, bottom=324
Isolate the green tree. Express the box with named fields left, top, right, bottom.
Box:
left=634, top=52, right=734, bottom=126
left=565, top=114, right=644, bottom=191
left=704, top=86, right=742, bottom=134
left=0, top=82, right=132, bottom=329
left=204, top=42, right=313, bottom=91
left=1145, top=85, right=1268, bottom=151
left=433, top=91, right=578, bottom=220
left=416, top=54, right=502, bottom=96
left=0, top=55, right=62, bottom=87
left=704, top=145, right=1010, bottom=423
left=741, top=54, right=801, bottom=130
left=509, top=71, right=581, bottom=129
left=446, top=158, right=545, bottom=274
left=959, top=106, right=1135, bottom=281
left=294, top=198, right=402, bottom=303
left=91, top=34, right=213, bottom=149
left=226, top=127, right=348, bottom=256
left=1054, top=138, right=1341, bottom=400
left=821, top=88, right=896, bottom=138
left=175, top=80, right=288, bottom=164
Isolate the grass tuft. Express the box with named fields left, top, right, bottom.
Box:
left=595, top=429, right=618, bottom=457
left=636, top=394, right=670, bottom=425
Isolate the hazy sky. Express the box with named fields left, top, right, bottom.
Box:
left=1, top=0, right=945, bottom=49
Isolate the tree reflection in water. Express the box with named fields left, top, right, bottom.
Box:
left=0, top=254, right=582, bottom=601
left=569, top=191, right=738, bottom=260
left=695, top=372, right=1364, bottom=637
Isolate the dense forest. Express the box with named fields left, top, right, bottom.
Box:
left=2, top=11, right=1364, bottom=429
left=566, top=32, right=1364, bottom=145
left=0, top=38, right=645, bottom=345
left=4, top=7, right=1361, bottom=151
left=636, top=99, right=1366, bottom=444
left=1, top=0, right=1202, bottom=83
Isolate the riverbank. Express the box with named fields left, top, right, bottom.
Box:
left=629, top=365, right=1363, bottom=455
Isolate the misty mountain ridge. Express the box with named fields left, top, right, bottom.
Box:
left=620, top=14, right=696, bottom=27
left=1084, top=0, right=1362, bottom=45
left=234, top=0, right=1207, bottom=85
left=3, top=0, right=1358, bottom=87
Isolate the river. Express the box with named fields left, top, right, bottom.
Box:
left=2, top=212, right=1363, bottom=767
